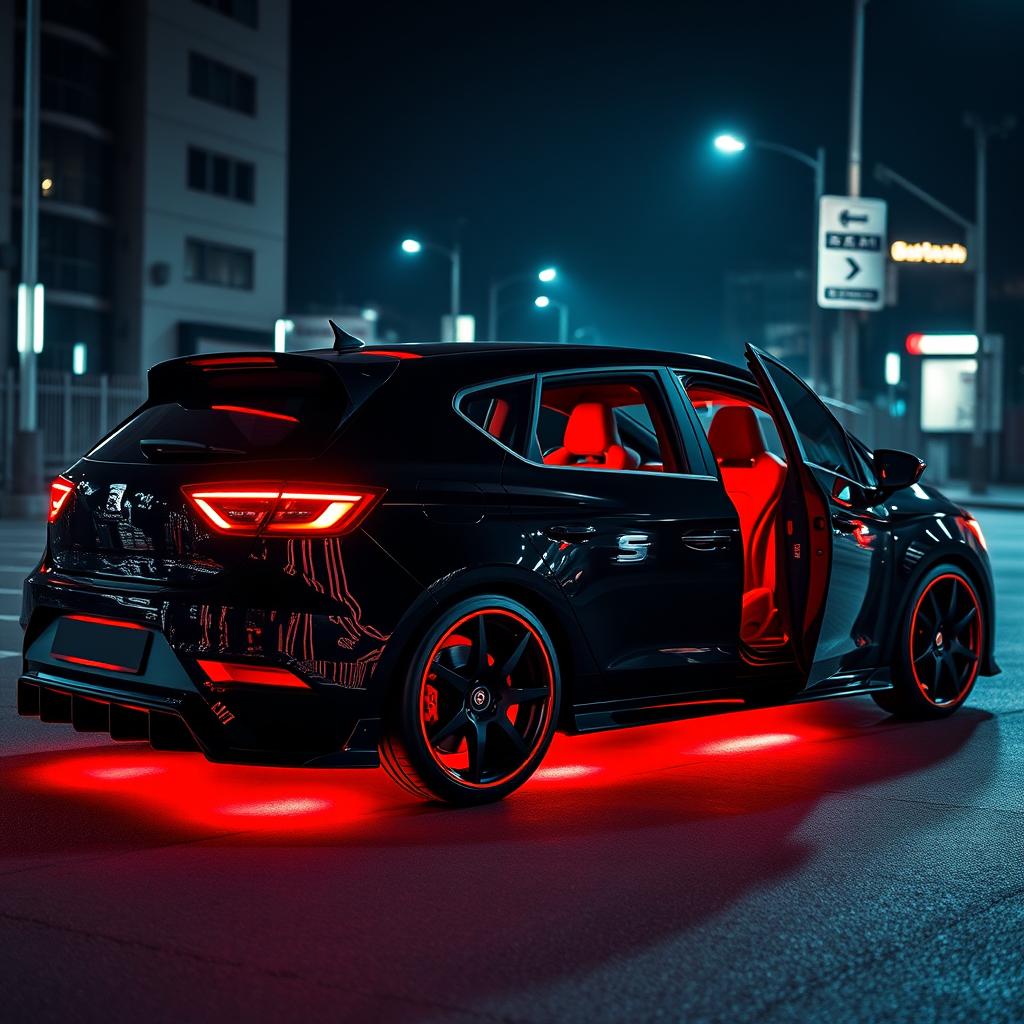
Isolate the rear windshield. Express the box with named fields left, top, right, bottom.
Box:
left=88, top=362, right=360, bottom=463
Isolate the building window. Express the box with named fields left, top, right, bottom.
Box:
left=187, top=146, right=256, bottom=203
left=38, top=213, right=111, bottom=296
left=185, top=238, right=254, bottom=290
left=194, top=0, right=259, bottom=28
left=188, top=52, right=256, bottom=115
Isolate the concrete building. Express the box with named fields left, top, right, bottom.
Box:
left=3, top=0, right=289, bottom=377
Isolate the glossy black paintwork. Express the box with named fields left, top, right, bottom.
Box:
left=20, top=342, right=998, bottom=765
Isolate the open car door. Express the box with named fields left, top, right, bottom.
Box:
left=745, top=344, right=879, bottom=688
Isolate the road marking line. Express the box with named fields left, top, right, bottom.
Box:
left=0, top=650, right=20, bottom=658
left=0, top=566, right=33, bottom=573
left=0, top=614, right=21, bottom=622
left=0, top=587, right=21, bottom=595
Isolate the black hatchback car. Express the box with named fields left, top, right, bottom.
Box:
left=18, top=337, right=998, bottom=805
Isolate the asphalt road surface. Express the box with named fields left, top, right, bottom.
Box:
left=2, top=511, right=1022, bottom=1024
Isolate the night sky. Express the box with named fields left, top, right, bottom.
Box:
left=288, top=0, right=1024, bottom=361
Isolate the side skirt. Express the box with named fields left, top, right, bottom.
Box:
left=571, top=670, right=893, bottom=734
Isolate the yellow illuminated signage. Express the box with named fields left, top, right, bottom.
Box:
left=890, top=240, right=967, bottom=264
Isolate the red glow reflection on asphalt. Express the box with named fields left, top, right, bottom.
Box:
left=27, top=751, right=383, bottom=832
left=695, top=733, right=800, bottom=755
left=22, top=703, right=858, bottom=832
left=87, top=765, right=166, bottom=780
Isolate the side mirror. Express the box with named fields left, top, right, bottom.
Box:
left=873, top=448, right=925, bottom=494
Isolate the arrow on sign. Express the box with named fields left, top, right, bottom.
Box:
left=839, top=209, right=869, bottom=227
left=845, top=257, right=861, bottom=280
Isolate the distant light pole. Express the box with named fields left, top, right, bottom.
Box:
left=401, top=236, right=462, bottom=341
left=13, top=0, right=43, bottom=509
left=535, top=295, right=569, bottom=344
left=488, top=266, right=557, bottom=340
left=713, top=133, right=826, bottom=391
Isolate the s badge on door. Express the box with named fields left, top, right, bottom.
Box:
left=614, top=533, right=650, bottom=563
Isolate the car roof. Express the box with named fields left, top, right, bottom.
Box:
left=301, top=341, right=751, bottom=381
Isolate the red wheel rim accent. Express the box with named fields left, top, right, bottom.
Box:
left=418, top=609, right=555, bottom=789
left=908, top=573, right=983, bottom=707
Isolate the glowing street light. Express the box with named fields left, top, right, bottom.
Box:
left=488, top=265, right=560, bottom=339
left=400, top=236, right=461, bottom=340
left=534, top=295, right=569, bottom=343
left=713, top=133, right=747, bottom=155
left=712, top=129, right=826, bottom=392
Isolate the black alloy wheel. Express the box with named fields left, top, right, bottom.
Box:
left=872, top=567, right=983, bottom=719
left=381, top=596, right=561, bottom=805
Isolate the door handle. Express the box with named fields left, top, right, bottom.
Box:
left=682, top=532, right=734, bottom=552
left=545, top=525, right=597, bottom=542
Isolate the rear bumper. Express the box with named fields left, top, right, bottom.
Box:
left=17, top=669, right=381, bottom=768
left=19, top=582, right=385, bottom=768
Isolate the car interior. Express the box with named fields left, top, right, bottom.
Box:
left=535, top=379, right=680, bottom=473
left=687, top=385, right=790, bottom=650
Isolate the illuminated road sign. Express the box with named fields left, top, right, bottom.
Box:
left=817, top=195, right=887, bottom=311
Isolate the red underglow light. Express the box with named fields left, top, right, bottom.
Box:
left=65, top=614, right=146, bottom=630
left=197, top=659, right=310, bottom=689
left=210, top=405, right=299, bottom=423
left=48, top=475, right=74, bottom=523
left=360, top=349, right=422, bottom=359
left=696, top=733, right=800, bottom=755
left=21, top=702, right=876, bottom=837
left=532, top=764, right=600, bottom=782
left=220, top=797, right=331, bottom=817
left=87, top=766, right=165, bottom=780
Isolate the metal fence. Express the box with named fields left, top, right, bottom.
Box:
left=1, top=370, right=144, bottom=488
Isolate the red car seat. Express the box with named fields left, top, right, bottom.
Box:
left=544, top=402, right=640, bottom=469
left=708, top=405, right=786, bottom=642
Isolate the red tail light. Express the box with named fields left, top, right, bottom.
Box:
left=49, top=475, right=75, bottom=523
left=182, top=484, right=383, bottom=537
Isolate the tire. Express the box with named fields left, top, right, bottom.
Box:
left=872, top=565, right=984, bottom=720
left=381, top=595, right=562, bottom=805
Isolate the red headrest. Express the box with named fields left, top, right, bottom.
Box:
left=708, top=405, right=767, bottom=466
left=563, top=402, right=621, bottom=456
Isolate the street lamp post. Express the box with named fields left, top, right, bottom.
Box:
left=12, top=0, right=44, bottom=510
left=713, top=134, right=827, bottom=391
left=488, top=266, right=557, bottom=340
left=401, top=237, right=462, bottom=341
left=964, top=113, right=1015, bottom=494
left=535, top=295, right=569, bottom=344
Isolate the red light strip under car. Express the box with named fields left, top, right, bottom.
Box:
left=210, top=405, right=299, bottom=423
left=182, top=484, right=383, bottom=537
left=48, top=475, right=75, bottom=523
left=197, top=660, right=310, bottom=689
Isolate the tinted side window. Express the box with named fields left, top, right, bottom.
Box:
left=762, top=362, right=857, bottom=478
left=457, top=379, right=534, bottom=455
